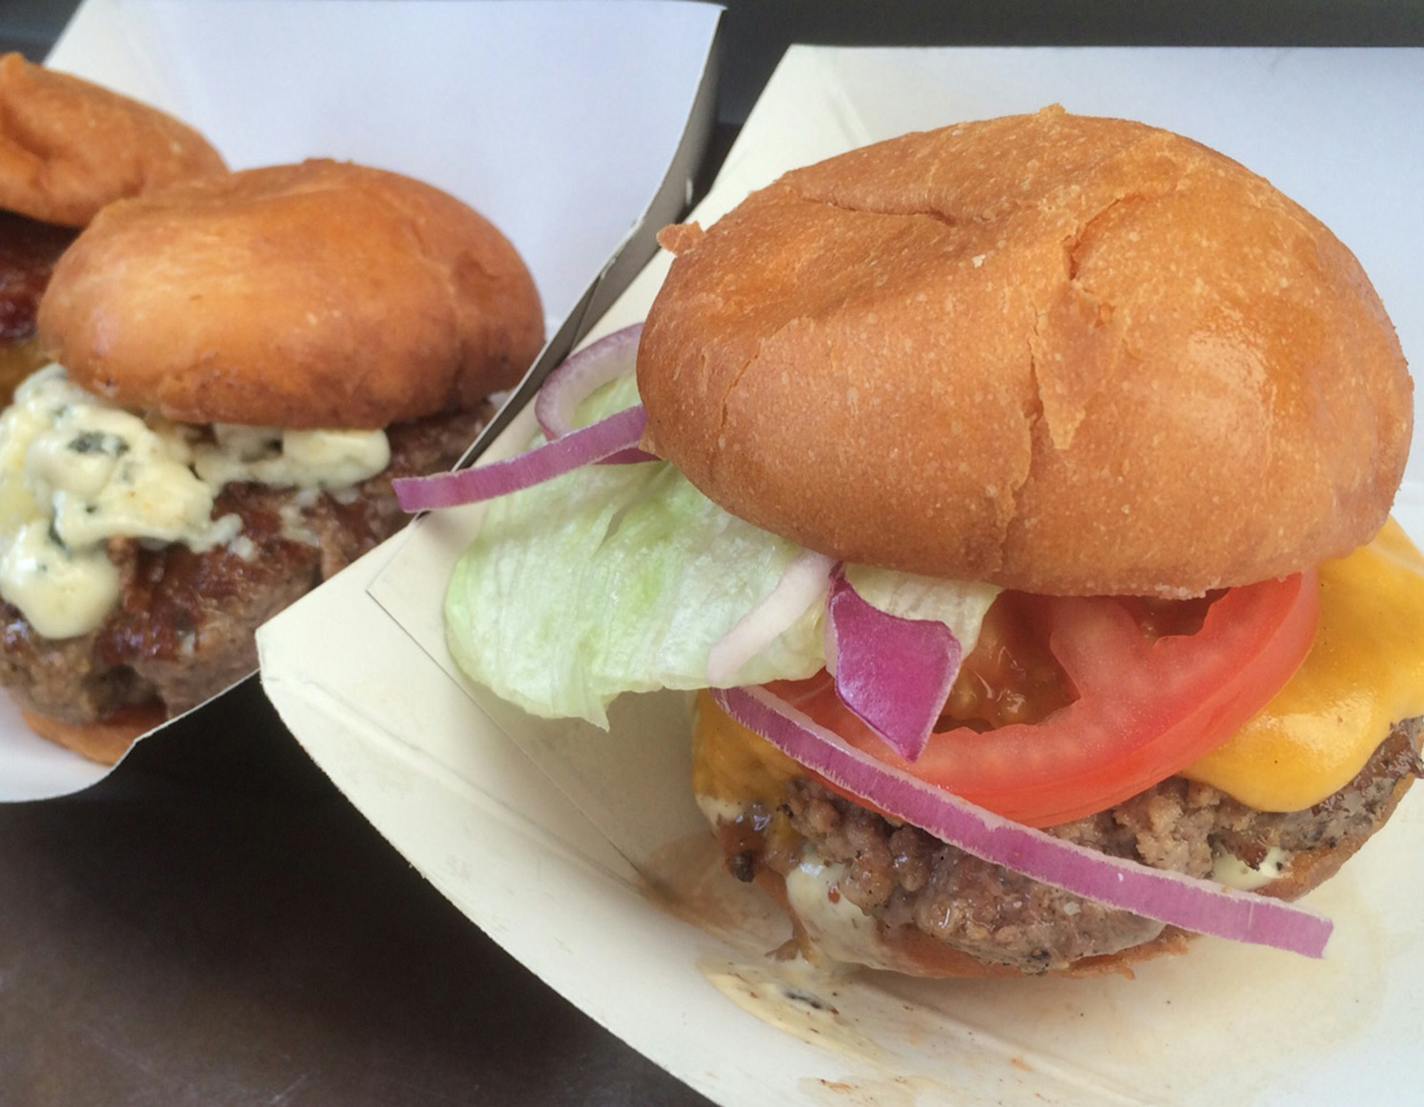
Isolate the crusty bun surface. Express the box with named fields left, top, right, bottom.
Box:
left=38, top=159, right=544, bottom=429
left=22, top=705, right=163, bottom=767
left=638, top=107, right=1411, bottom=596
left=0, top=53, right=226, bottom=227
left=737, top=773, right=1413, bottom=980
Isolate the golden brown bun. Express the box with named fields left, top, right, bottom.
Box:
left=745, top=772, right=1415, bottom=980
left=22, top=705, right=163, bottom=767
left=0, top=53, right=226, bottom=227
left=38, top=159, right=544, bottom=428
left=639, top=107, right=1412, bottom=596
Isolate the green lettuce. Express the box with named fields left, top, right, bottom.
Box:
left=445, top=375, right=998, bottom=726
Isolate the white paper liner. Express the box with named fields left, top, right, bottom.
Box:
left=262, top=46, right=1424, bottom=1106
left=0, top=0, right=720, bottom=799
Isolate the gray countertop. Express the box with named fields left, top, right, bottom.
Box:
left=0, top=684, right=705, bottom=1105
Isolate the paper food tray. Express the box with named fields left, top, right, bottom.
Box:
left=259, top=47, right=1424, bottom=1107
left=0, top=0, right=721, bottom=800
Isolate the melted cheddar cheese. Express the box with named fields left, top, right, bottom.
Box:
left=1183, top=519, right=1424, bottom=811
left=692, top=690, right=801, bottom=811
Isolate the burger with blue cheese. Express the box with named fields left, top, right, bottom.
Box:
left=0, top=159, right=542, bottom=764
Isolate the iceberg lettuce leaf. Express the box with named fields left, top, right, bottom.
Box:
left=445, top=375, right=997, bottom=726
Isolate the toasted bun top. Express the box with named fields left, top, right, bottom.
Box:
left=37, top=159, right=544, bottom=428
left=0, top=54, right=226, bottom=227
left=638, top=108, right=1412, bottom=595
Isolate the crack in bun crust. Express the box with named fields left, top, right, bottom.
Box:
left=0, top=53, right=227, bottom=227
left=38, top=159, right=544, bottom=428
left=637, top=107, right=1412, bottom=596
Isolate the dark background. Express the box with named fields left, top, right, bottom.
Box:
left=0, top=3, right=1420, bottom=1105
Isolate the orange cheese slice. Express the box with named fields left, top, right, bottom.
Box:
left=1183, top=519, right=1424, bottom=810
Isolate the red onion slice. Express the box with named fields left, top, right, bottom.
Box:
left=707, top=551, right=835, bottom=685
left=535, top=323, right=656, bottom=464
left=394, top=406, right=648, bottom=512
left=825, top=569, right=962, bottom=762
left=712, top=685, right=1332, bottom=959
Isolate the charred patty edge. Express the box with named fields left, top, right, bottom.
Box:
left=703, top=719, right=1422, bottom=974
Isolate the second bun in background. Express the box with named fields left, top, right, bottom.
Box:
left=0, top=53, right=226, bottom=228
left=0, top=158, right=542, bottom=764
left=40, top=159, right=544, bottom=429
left=0, top=52, right=228, bottom=404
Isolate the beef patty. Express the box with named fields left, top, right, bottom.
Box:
left=712, top=719, right=1422, bottom=973
left=0, top=405, right=488, bottom=724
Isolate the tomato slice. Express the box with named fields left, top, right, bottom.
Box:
left=772, top=572, right=1320, bottom=828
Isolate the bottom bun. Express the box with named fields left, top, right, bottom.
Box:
left=726, top=772, right=1415, bottom=980
left=22, top=706, right=164, bottom=767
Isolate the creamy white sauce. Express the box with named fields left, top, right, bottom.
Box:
left=194, top=424, right=390, bottom=491
left=0, top=366, right=390, bottom=638
left=0, top=520, right=121, bottom=639
left=700, top=958, right=882, bottom=1064
left=695, top=793, right=750, bottom=827
left=1211, top=846, right=1290, bottom=891
left=226, top=534, right=259, bottom=562
left=785, top=856, right=885, bottom=964
left=783, top=851, right=928, bottom=975
left=276, top=487, right=324, bottom=547
left=698, top=793, right=919, bottom=974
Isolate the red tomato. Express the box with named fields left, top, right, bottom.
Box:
left=774, top=572, right=1320, bottom=828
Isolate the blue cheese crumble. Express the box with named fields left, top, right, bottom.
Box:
left=0, top=366, right=390, bottom=638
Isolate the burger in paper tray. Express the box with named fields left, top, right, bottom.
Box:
left=404, top=108, right=1421, bottom=978
left=0, top=156, right=542, bottom=764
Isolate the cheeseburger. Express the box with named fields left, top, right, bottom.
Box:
left=0, top=54, right=226, bottom=398
left=1, top=159, right=542, bottom=764
left=422, top=107, right=1420, bottom=977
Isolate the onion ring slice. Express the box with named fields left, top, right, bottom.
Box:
left=535, top=323, right=656, bottom=464
left=712, top=685, right=1332, bottom=959
left=706, top=550, right=835, bottom=685
left=394, top=406, right=647, bottom=512
left=825, top=568, right=962, bottom=761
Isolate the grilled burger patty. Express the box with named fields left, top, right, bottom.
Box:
left=712, top=719, right=1422, bottom=973
left=0, top=405, right=488, bottom=723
